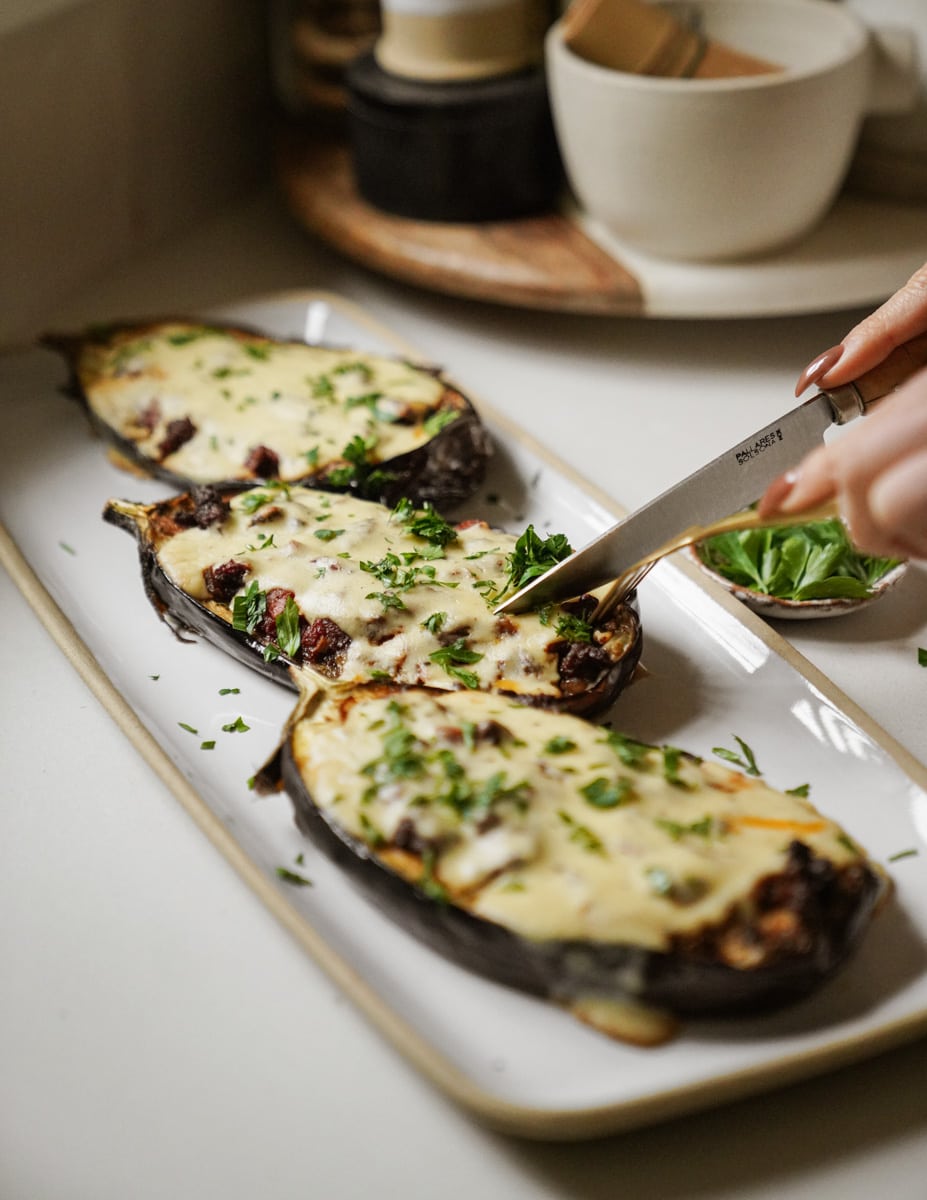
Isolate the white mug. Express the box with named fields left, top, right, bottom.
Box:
left=545, top=0, right=919, bottom=261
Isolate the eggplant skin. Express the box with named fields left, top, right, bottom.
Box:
left=43, top=318, right=492, bottom=508
left=102, top=488, right=643, bottom=714
left=263, top=685, right=885, bottom=1021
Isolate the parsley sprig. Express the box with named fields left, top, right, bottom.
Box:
left=391, top=497, right=459, bottom=548
left=428, top=638, right=484, bottom=688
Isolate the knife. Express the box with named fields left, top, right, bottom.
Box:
left=496, top=332, right=927, bottom=615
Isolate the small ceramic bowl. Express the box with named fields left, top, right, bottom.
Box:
left=684, top=545, right=909, bottom=619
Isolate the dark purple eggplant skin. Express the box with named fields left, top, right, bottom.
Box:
left=102, top=492, right=643, bottom=711
left=103, top=499, right=298, bottom=691
left=255, top=691, right=884, bottom=1019
left=43, top=319, right=492, bottom=508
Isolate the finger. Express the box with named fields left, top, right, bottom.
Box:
left=798, top=264, right=927, bottom=392
left=766, top=442, right=838, bottom=515
left=868, top=448, right=927, bottom=559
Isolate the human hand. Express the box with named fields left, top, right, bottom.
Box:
left=758, top=264, right=927, bottom=560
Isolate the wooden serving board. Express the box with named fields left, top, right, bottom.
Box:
left=276, top=133, right=645, bottom=315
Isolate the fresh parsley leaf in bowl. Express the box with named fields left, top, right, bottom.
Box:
left=690, top=515, right=907, bottom=619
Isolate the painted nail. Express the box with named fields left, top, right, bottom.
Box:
left=794, top=345, right=843, bottom=397
left=757, top=469, right=799, bottom=517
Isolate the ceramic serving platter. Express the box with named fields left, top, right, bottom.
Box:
left=2, top=290, right=927, bottom=1140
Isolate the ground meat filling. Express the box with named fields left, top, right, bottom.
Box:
left=301, top=616, right=352, bottom=676
left=203, top=559, right=250, bottom=604
left=158, top=416, right=197, bottom=459
left=133, top=398, right=161, bottom=434
left=671, top=840, right=878, bottom=971
left=154, top=486, right=230, bottom=537
left=244, top=444, right=280, bottom=478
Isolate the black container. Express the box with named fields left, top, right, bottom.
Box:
left=346, top=52, right=562, bottom=222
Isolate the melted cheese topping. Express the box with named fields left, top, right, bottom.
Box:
left=292, top=689, right=865, bottom=948
left=155, top=489, right=626, bottom=696
left=79, top=323, right=449, bottom=482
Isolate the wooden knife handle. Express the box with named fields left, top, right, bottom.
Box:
left=826, top=330, right=927, bottom=422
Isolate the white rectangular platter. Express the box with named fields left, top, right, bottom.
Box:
left=3, top=290, right=927, bottom=1140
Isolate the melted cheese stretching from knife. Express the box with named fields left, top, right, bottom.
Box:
left=80, top=323, right=447, bottom=482
left=156, top=489, right=631, bottom=696
left=291, top=688, right=866, bottom=948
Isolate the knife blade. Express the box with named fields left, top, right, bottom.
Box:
left=496, top=332, right=927, bottom=615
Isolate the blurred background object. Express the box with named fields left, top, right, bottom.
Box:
left=844, top=0, right=927, bottom=203
left=344, top=0, right=562, bottom=221
left=561, top=0, right=781, bottom=79
left=270, top=0, right=382, bottom=126
left=546, top=0, right=919, bottom=261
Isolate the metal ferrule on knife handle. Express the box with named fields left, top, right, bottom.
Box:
left=823, top=330, right=927, bottom=423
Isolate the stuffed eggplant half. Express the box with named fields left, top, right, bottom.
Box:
left=104, top=486, right=642, bottom=715
left=259, top=683, right=884, bottom=1042
left=45, top=319, right=491, bottom=506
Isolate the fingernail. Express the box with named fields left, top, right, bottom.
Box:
left=758, top=469, right=799, bottom=517
left=794, top=345, right=843, bottom=397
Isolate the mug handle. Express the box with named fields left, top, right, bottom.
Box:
left=866, top=27, right=921, bottom=115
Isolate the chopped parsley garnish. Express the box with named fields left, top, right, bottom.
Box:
left=919, top=648, right=927, bottom=667
left=274, top=596, right=302, bottom=659
left=360, top=703, right=529, bottom=820
left=662, top=746, right=695, bottom=788
left=304, top=446, right=320, bottom=467
left=888, top=848, right=919, bottom=862
left=580, top=777, right=634, bottom=808
left=360, top=552, right=457, bottom=603
left=200, top=740, right=216, bottom=750
left=786, top=783, right=810, bottom=798
left=178, top=722, right=198, bottom=735
left=554, top=613, right=594, bottom=644
left=325, top=433, right=395, bottom=495
left=166, top=327, right=215, bottom=346
left=333, top=360, right=373, bottom=382
left=544, top=736, right=577, bottom=755
left=656, top=816, right=718, bottom=841
left=359, top=812, right=386, bottom=848
left=366, top=590, right=407, bottom=611
left=276, top=867, right=313, bottom=887
left=423, top=408, right=460, bottom=437
left=239, top=482, right=290, bottom=514
left=59, top=541, right=76, bottom=555
left=604, top=730, right=655, bottom=769
left=503, top=525, right=573, bottom=595
left=421, top=611, right=448, bottom=635
left=313, top=527, right=344, bottom=541
left=712, top=736, right=761, bottom=776
left=345, top=391, right=389, bottom=420
left=218, top=687, right=240, bottom=695
left=419, top=850, right=449, bottom=904
left=222, top=716, right=250, bottom=733
left=428, top=639, right=483, bottom=688
left=558, top=810, right=605, bottom=855
left=243, top=342, right=271, bottom=361
left=232, top=580, right=267, bottom=634
left=391, top=498, right=458, bottom=547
